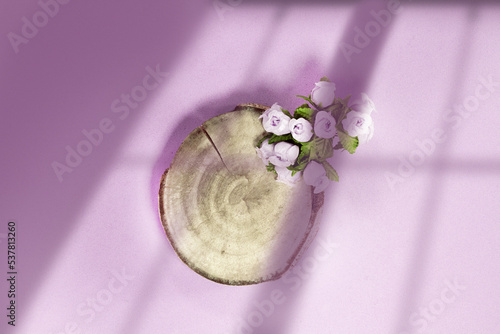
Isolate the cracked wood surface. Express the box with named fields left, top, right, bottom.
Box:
left=159, top=105, right=324, bottom=285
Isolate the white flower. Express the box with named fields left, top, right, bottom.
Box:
left=255, top=139, right=275, bottom=164
left=269, top=142, right=299, bottom=167
left=259, top=103, right=290, bottom=135
left=311, top=81, right=336, bottom=108
left=314, top=111, right=337, bottom=139
left=342, top=111, right=374, bottom=144
left=275, top=166, right=301, bottom=186
left=349, top=93, right=375, bottom=115
left=303, top=161, right=329, bottom=194
left=289, top=118, right=313, bottom=142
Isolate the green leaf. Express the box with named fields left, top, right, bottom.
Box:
left=287, top=159, right=308, bottom=173
left=310, top=137, right=333, bottom=161
left=333, top=140, right=343, bottom=150
left=296, top=140, right=313, bottom=165
left=287, top=141, right=313, bottom=173
left=325, top=102, right=341, bottom=113
left=325, top=102, right=343, bottom=121
left=338, top=96, right=352, bottom=122
left=293, top=107, right=314, bottom=121
left=268, top=133, right=293, bottom=144
left=257, top=133, right=272, bottom=147
left=296, top=94, right=312, bottom=103
left=297, top=103, right=310, bottom=110
left=342, top=95, right=352, bottom=106
left=337, top=130, right=359, bottom=154
left=320, top=76, right=330, bottom=82
left=289, top=136, right=334, bottom=174
left=281, top=108, right=292, bottom=118
left=322, top=161, right=339, bottom=182
left=266, top=162, right=277, bottom=176
left=296, top=94, right=317, bottom=108
left=326, top=96, right=352, bottom=125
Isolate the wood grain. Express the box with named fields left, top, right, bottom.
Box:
left=159, top=106, right=324, bottom=285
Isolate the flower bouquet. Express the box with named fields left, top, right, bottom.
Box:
left=158, top=77, right=376, bottom=285
left=256, top=77, right=375, bottom=193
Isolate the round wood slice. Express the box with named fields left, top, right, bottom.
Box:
left=159, top=104, right=324, bottom=285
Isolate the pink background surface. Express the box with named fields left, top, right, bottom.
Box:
left=1, top=0, right=500, bottom=333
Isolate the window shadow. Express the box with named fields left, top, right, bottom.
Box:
left=0, top=0, right=211, bottom=319
left=392, top=5, right=479, bottom=333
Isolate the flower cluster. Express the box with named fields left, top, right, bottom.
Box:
left=255, top=77, right=376, bottom=193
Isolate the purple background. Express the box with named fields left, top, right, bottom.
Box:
left=1, top=0, right=500, bottom=333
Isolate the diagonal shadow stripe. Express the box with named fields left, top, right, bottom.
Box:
left=235, top=1, right=397, bottom=333
left=2, top=0, right=212, bottom=326
left=392, top=4, right=479, bottom=333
